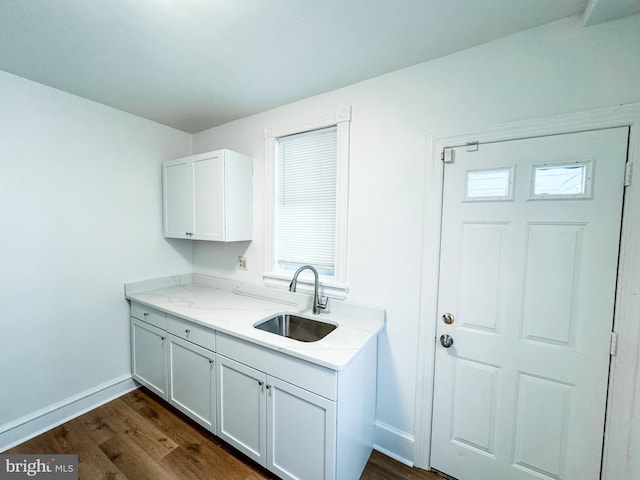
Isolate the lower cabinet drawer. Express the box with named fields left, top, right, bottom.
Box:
left=167, top=315, right=216, bottom=351
left=131, top=302, right=166, bottom=329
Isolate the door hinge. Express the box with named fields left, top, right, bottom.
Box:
left=610, top=331, right=618, bottom=356
left=624, top=162, right=632, bottom=187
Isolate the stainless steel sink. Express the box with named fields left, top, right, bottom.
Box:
left=254, top=313, right=337, bottom=342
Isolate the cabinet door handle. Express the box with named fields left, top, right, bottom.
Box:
left=185, top=329, right=190, bottom=336
left=209, top=359, right=214, bottom=365
left=258, top=380, right=264, bottom=386
left=265, top=384, right=271, bottom=390
left=143, top=312, right=148, bottom=317
left=161, top=336, right=166, bottom=341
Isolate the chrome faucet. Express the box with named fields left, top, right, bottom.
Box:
left=289, top=265, right=330, bottom=314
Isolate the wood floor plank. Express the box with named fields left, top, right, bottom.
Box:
left=9, top=419, right=129, bottom=480
left=79, top=408, right=118, bottom=446
left=159, top=444, right=275, bottom=480
left=98, top=398, right=179, bottom=460
left=361, top=451, right=442, bottom=480
left=69, top=443, right=129, bottom=480
left=99, top=433, right=179, bottom=480
left=120, top=390, right=215, bottom=451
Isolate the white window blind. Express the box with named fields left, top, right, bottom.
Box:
left=275, top=126, right=337, bottom=276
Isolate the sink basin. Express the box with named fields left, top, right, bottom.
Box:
left=254, top=313, right=337, bottom=342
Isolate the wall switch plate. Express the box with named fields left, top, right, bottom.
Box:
left=238, top=256, right=247, bottom=270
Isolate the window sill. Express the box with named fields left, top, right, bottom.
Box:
left=263, top=273, right=348, bottom=300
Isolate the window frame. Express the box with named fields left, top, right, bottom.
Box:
left=263, top=106, right=351, bottom=299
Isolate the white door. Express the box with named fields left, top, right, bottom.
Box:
left=430, top=128, right=629, bottom=480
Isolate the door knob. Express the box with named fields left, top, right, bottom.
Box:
left=440, top=334, right=454, bottom=348
left=442, top=313, right=454, bottom=324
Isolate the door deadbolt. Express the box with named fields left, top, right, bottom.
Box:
left=440, top=334, right=454, bottom=348
left=442, top=313, right=454, bottom=324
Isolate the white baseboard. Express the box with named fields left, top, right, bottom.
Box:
left=373, top=420, right=415, bottom=467
left=0, top=374, right=138, bottom=452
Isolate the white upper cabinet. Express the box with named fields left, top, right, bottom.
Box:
left=163, top=149, right=252, bottom=241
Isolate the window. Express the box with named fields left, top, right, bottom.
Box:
left=275, top=127, right=337, bottom=276
left=263, top=107, right=350, bottom=297
left=465, top=167, right=514, bottom=201
left=530, top=160, right=593, bottom=199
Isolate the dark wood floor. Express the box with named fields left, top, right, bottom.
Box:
left=6, top=389, right=440, bottom=480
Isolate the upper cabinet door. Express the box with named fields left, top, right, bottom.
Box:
left=192, top=154, right=225, bottom=241
left=163, top=158, right=192, bottom=239
left=162, top=149, right=252, bottom=242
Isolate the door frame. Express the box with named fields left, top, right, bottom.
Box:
left=414, top=102, right=640, bottom=479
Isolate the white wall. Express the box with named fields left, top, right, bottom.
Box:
left=191, top=14, right=640, bottom=463
left=0, top=71, right=193, bottom=437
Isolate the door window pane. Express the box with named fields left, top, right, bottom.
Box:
left=465, top=167, right=514, bottom=201
left=531, top=161, right=592, bottom=199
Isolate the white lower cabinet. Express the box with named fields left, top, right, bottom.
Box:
left=216, top=354, right=336, bottom=480
left=267, top=376, right=336, bottom=480
left=167, top=334, right=216, bottom=432
left=131, top=317, right=168, bottom=399
left=130, top=304, right=217, bottom=434
left=217, top=355, right=267, bottom=464
left=130, top=301, right=377, bottom=480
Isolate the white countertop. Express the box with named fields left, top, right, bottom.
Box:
left=125, top=274, right=385, bottom=371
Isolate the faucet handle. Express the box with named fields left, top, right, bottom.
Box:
left=317, top=296, right=330, bottom=313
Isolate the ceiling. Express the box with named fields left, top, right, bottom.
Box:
left=1, top=0, right=638, bottom=133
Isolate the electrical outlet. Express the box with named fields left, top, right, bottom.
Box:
left=238, top=256, right=247, bottom=270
